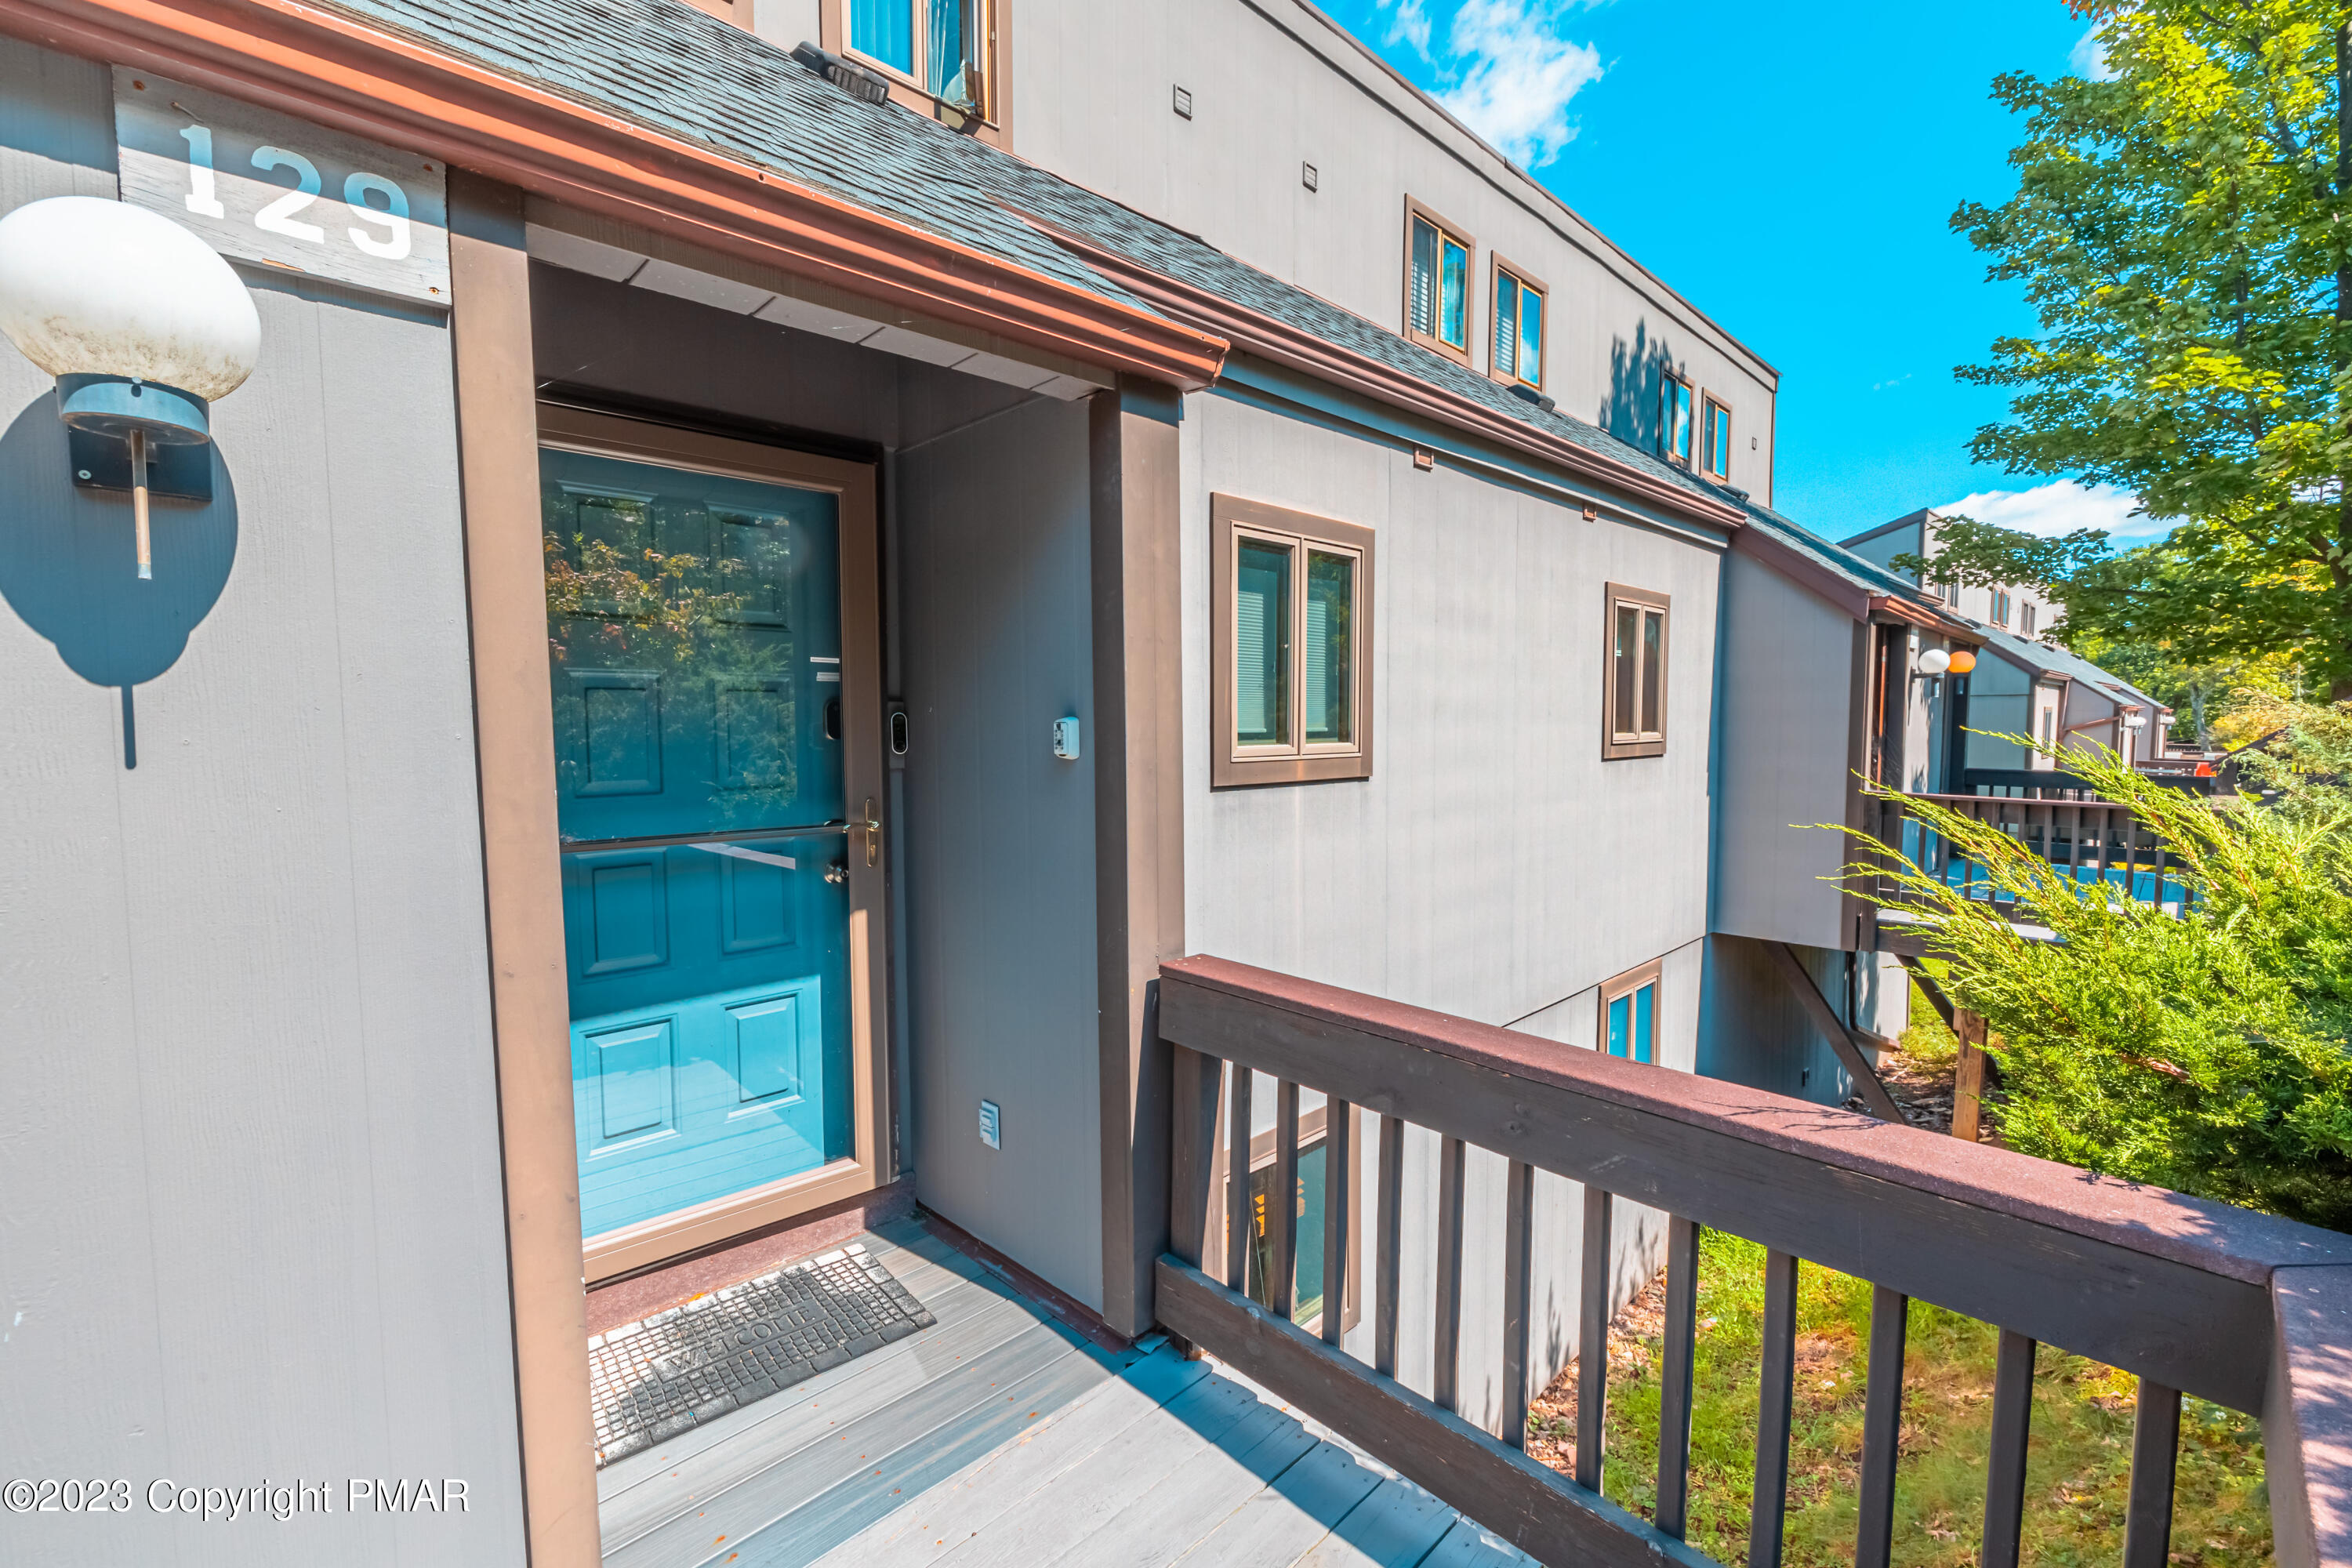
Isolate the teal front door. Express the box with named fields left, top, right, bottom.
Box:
left=540, top=424, right=873, bottom=1246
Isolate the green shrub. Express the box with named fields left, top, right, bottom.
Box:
left=1845, top=728, right=2352, bottom=1230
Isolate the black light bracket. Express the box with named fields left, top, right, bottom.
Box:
left=70, top=426, right=213, bottom=503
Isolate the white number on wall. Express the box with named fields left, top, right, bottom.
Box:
left=177, top=125, right=225, bottom=218
left=343, top=172, right=412, bottom=260
left=249, top=146, right=326, bottom=241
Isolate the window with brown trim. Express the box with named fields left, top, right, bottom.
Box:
left=1213, top=1100, right=1362, bottom=1336
left=1991, top=587, right=2012, bottom=627
left=1701, top=394, right=1731, bottom=479
left=1404, top=200, right=1474, bottom=362
left=2020, top=601, right=2038, bottom=637
left=1214, top=495, right=1375, bottom=786
left=829, top=0, right=996, bottom=122
left=1597, top=959, right=1662, bottom=1064
left=1490, top=257, right=1545, bottom=389
left=1603, top=583, right=1669, bottom=759
left=1661, top=373, right=1694, bottom=465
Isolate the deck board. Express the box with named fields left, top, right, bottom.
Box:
left=820, top=1344, right=1214, bottom=1567
left=918, top=1357, right=1273, bottom=1568
left=1171, top=1439, right=1388, bottom=1568
left=605, top=1320, right=1084, bottom=1566
left=597, top=1221, right=1513, bottom=1568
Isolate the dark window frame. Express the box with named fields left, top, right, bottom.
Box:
left=1602, top=582, right=1671, bottom=760
left=1700, top=393, right=1732, bottom=479
left=1212, top=1100, right=1363, bottom=1337
left=1489, top=253, right=1547, bottom=390
left=1661, top=372, right=1695, bottom=466
left=1403, top=197, right=1476, bottom=365
left=1212, top=493, right=1376, bottom=788
left=1597, top=958, right=1664, bottom=1064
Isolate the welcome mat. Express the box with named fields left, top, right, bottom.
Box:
left=590, top=1243, right=936, bottom=1465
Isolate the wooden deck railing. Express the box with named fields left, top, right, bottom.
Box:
left=1885, top=791, right=2186, bottom=913
left=1153, top=955, right=2352, bottom=1568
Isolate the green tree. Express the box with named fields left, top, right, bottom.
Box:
left=1934, top=1, right=2352, bottom=697
left=1848, top=735, right=2352, bottom=1230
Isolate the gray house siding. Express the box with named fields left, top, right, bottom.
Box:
left=1710, top=548, right=1857, bottom=951
left=0, top=38, right=526, bottom=1565
left=1178, top=387, right=1720, bottom=1431
left=1011, top=0, right=1779, bottom=500
left=896, top=396, right=1105, bottom=1309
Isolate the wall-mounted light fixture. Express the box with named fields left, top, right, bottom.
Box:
left=0, top=196, right=259, bottom=580
left=1947, top=648, right=1978, bottom=676
left=1914, top=648, right=1952, bottom=677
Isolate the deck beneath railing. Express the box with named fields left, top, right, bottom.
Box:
left=595, top=1216, right=1537, bottom=1568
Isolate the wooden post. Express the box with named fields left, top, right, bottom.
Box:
left=1952, top=1008, right=1987, bottom=1143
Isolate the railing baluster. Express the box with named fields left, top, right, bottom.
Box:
left=1269, top=1079, right=1301, bottom=1319
left=1323, top=1099, right=1353, bottom=1347
left=1983, top=1329, right=2038, bottom=1568
left=1167, top=1045, right=1225, bottom=1280
left=1501, top=1159, right=1534, bottom=1449
left=1654, top=1215, right=1700, bottom=1540
left=1374, top=1112, right=1403, bottom=1377
left=1577, top=1185, right=1613, bottom=1491
left=2122, top=1380, right=2181, bottom=1568
left=1225, top=1065, right=1253, bottom=1294
left=1854, top=1285, right=1909, bottom=1568
left=1432, top=1134, right=1467, bottom=1412
left=1748, top=1248, right=1800, bottom=1568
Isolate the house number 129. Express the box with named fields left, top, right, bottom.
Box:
left=176, top=122, right=415, bottom=261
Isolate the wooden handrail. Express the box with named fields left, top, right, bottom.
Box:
left=1156, top=954, right=2352, bottom=1568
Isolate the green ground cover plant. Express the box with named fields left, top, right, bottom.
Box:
left=1529, top=1229, right=2270, bottom=1566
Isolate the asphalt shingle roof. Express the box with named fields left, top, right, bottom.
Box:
left=325, top=0, right=1740, bottom=517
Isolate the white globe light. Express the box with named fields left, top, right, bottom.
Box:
left=0, top=196, right=260, bottom=400
left=1915, top=647, right=1952, bottom=677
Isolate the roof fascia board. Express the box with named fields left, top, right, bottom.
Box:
left=1731, top=525, right=1871, bottom=621
left=0, top=0, right=1227, bottom=389
left=1839, top=511, right=1935, bottom=550
left=1215, top=355, right=1731, bottom=553
left=1029, top=219, right=1750, bottom=535
left=1259, top=0, right=1779, bottom=388
left=1869, top=594, right=1981, bottom=642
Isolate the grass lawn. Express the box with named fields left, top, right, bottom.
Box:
left=1525, top=983, right=2274, bottom=1566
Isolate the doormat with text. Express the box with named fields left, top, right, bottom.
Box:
left=589, top=1242, right=935, bottom=1466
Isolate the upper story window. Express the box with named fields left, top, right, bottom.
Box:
left=1991, top=587, right=2013, bottom=627
left=2020, top=601, right=2038, bottom=637
left=1661, top=374, right=1693, bottom=465
left=1599, top=960, right=1661, bottom=1063
left=1214, top=494, right=1376, bottom=786
left=1406, top=201, right=1473, bottom=361
left=844, top=0, right=990, bottom=114
left=1603, top=583, right=1669, bottom=759
left=1701, top=396, right=1731, bottom=480
left=1491, top=260, right=1545, bottom=389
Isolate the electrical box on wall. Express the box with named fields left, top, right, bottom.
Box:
left=1052, top=717, right=1080, bottom=760
left=978, top=1099, right=1000, bottom=1150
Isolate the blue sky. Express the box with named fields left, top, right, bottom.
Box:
left=1316, top=0, right=2156, bottom=546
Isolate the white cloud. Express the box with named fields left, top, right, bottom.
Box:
left=1434, top=2, right=1603, bottom=169
left=1940, top=480, right=2174, bottom=543
left=1380, top=0, right=1435, bottom=59
left=2069, top=23, right=2117, bottom=82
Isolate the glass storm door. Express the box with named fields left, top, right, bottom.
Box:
left=541, top=439, right=858, bottom=1243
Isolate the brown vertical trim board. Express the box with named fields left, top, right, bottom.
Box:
left=1093, top=377, right=1187, bottom=1338
left=448, top=171, right=601, bottom=1568
left=1952, top=1010, right=1988, bottom=1144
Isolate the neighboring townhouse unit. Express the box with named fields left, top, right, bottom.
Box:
left=1843, top=505, right=2061, bottom=640
left=1704, top=498, right=1980, bottom=1105
left=2, top=4, right=2340, bottom=1568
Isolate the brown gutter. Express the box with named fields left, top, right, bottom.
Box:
left=1869, top=592, right=1981, bottom=644
left=0, top=0, right=1228, bottom=390
left=1730, top=524, right=1867, bottom=618
left=1030, top=218, right=1750, bottom=534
